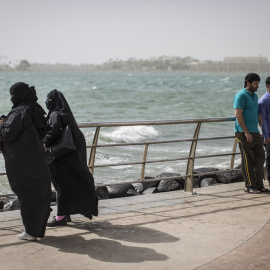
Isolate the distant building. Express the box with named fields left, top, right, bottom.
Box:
left=224, top=56, right=268, bottom=64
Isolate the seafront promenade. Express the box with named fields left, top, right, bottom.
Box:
left=1, top=181, right=270, bottom=270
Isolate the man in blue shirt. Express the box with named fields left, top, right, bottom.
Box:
left=258, top=76, right=270, bottom=186
left=234, top=73, right=267, bottom=193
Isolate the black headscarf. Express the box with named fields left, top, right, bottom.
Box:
left=9, top=82, right=47, bottom=137
left=10, top=82, right=37, bottom=107
left=45, top=89, right=87, bottom=164
left=45, top=89, right=76, bottom=124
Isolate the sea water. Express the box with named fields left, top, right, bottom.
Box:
left=0, top=71, right=269, bottom=194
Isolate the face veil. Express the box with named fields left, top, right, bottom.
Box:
left=45, top=89, right=77, bottom=125
left=46, top=90, right=66, bottom=116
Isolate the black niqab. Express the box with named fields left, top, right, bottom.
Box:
left=45, top=89, right=75, bottom=123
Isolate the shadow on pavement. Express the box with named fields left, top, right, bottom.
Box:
left=38, top=220, right=177, bottom=263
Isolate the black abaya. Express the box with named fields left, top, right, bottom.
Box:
left=43, top=91, right=98, bottom=219
left=0, top=106, right=52, bottom=238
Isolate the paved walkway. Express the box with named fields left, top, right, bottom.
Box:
left=1, top=182, right=270, bottom=270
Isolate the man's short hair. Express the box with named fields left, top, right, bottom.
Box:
left=266, top=76, right=270, bottom=86
left=244, top=73, right=260, bottom=87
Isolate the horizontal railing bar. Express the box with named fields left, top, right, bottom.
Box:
left=78, top=117, right=236, bottom=128
left=0, top=194, right=16, bottom=198
left=90, top=153, right=241, bottom=168
left=143, top=157, right=190, bottom=163
left=90, top=161, right=144, bottom=168
left=91, top=157, right=191, bottom=168
left=86, top=136, right=236, bottom=148
left=196, top=153, right=241, bottom=159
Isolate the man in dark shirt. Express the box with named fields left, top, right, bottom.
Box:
left=258, top=76, right=270, bottom=186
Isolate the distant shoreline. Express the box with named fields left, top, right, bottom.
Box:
left=1, top=56, right=270, bottom=73
left=1, top=70, right=270, bottom=74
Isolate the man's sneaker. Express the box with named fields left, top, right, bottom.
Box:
left=17, top=232, right=37, bottom=241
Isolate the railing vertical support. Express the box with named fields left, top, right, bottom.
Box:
left=89, top=127, right=100, bottom=175
left=230, top=138, right=238, bottom=170
left=185, top=122, right=201, bottom=193
left=141, top=143, right=149, bottom=182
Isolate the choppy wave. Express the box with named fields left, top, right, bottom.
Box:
left=101, top=126, right=159, bottom=143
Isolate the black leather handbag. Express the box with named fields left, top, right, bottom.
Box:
left=45, top=124, right=76, bottom=162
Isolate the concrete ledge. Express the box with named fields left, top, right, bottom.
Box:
left=1, top=182, right=270, bottom=270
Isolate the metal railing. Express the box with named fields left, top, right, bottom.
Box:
left=0, top=117, right=240, bottom=196
left=82, top=117, right=239, bottom=193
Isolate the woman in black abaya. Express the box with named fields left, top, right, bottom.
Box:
left=43, top=89, right=98, bottom=226
left=0, top=82, right=52, bottom=241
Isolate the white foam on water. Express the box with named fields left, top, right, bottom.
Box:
left=215, top=148, right=237, bottom=153
left=84, top=132, right=95, bottom=144
left=145, top=161, right=187, bottom=176
left=220, top=77, right=230, bottom=81
left=196, top=146, right=235, bottom=153
left=216, top=161, right=232, bottom=169
left=101, top=126, right=159, bottom=143
left=195, top=158, right=234, bottom=170
left=162, top=166, right=178, bottom=173
left=95, top=154, right=125, bottom=165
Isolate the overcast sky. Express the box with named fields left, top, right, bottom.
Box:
left=0, top=0, right=269, bottom=65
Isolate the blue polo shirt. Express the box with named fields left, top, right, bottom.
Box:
left=234, top=88, right=259, bottom=133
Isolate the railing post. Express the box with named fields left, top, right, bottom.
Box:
left=185, top=122, right=201, bottom=193
left=230, top=138, right=238, bottom=170
left=141, top=143, right=149, bottom=182
left=88, top=127, right=100, bottom=175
